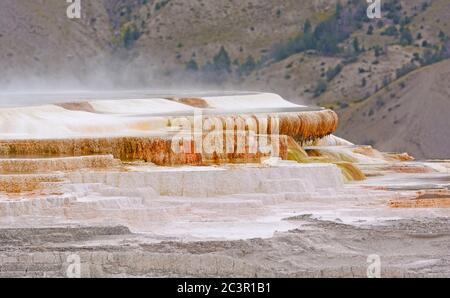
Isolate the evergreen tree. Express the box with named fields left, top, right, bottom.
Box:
left=353, top=37, right=360, bottom=53
left=122, top=26, right=140, bottom=49
left=239, top=55, right=257, bottom=76
left=185, top=58, right=199, bottom=72
left=314, top=80, right=328, bottom=97
left=336, top=1, right=342, bottom=17
left=400, top=27, right=413, bottom=45
left=213, top=46, right=231, bottom=74
left=303, top=19, right=312, bottom=34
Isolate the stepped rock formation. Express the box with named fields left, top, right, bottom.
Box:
left=0, top=92, right=449, bottom=277
left=0, top=93, right=337, bottom=165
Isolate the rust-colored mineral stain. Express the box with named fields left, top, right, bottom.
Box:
left=55, top=102, right=97, bottom=113
left=170, top=97, right=210, bottom=108
left=383, top=152, right=414, bottom=162
left=0, top=174, right=63, bottom=193
left=389, top=198, right=450, bottom=208
left=0, top=155, right=119, bottom=174
left=180, top=97, right=210, bottom=108
left=389, top=190, right=450, bottom=208
left=279, top=110, right=338, bottom=143
left=0, top=135, right=287, bottom=166
left=352, top=146, right=381, bottom=158
left=387, top=165, right=434, bottom=174
left=0, top=107, right=334, bottom=166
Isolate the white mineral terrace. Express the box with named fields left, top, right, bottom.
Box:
left=0, top=161, right=340, bottom=236
left=1, top=157, right=449, bottom=241
left=0, top=92, right=322, bottom=140
left=0, top=92, right=449, bottom=242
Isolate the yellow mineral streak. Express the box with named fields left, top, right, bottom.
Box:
left=287, top=137, right=366, bottom=182
left=306, top=148, right=358, bottom=163
left=287, top=137, right=310, bottom=163
left=306, top=145, right=414, bottom=165
left=334, top=162, right=366, bottom=182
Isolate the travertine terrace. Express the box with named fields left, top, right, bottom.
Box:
left=0, top=92, right=449, bottom=277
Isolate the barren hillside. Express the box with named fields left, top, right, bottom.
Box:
left=339, top=59, right=450, bottom=159
left=0, top=0, right=113, bottom=86
left=0, top=0, right=449, bottom=158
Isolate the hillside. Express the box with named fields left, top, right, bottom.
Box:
left=130, top=0, right=341, bottom=67
left=338, top=59, right=450, bottom=159
left=0, top=0, right=113, bottom=87
left=0, top=0, right=449, bottom=158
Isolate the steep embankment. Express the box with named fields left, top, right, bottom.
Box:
left=338, top=59, right=450, bottom=159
